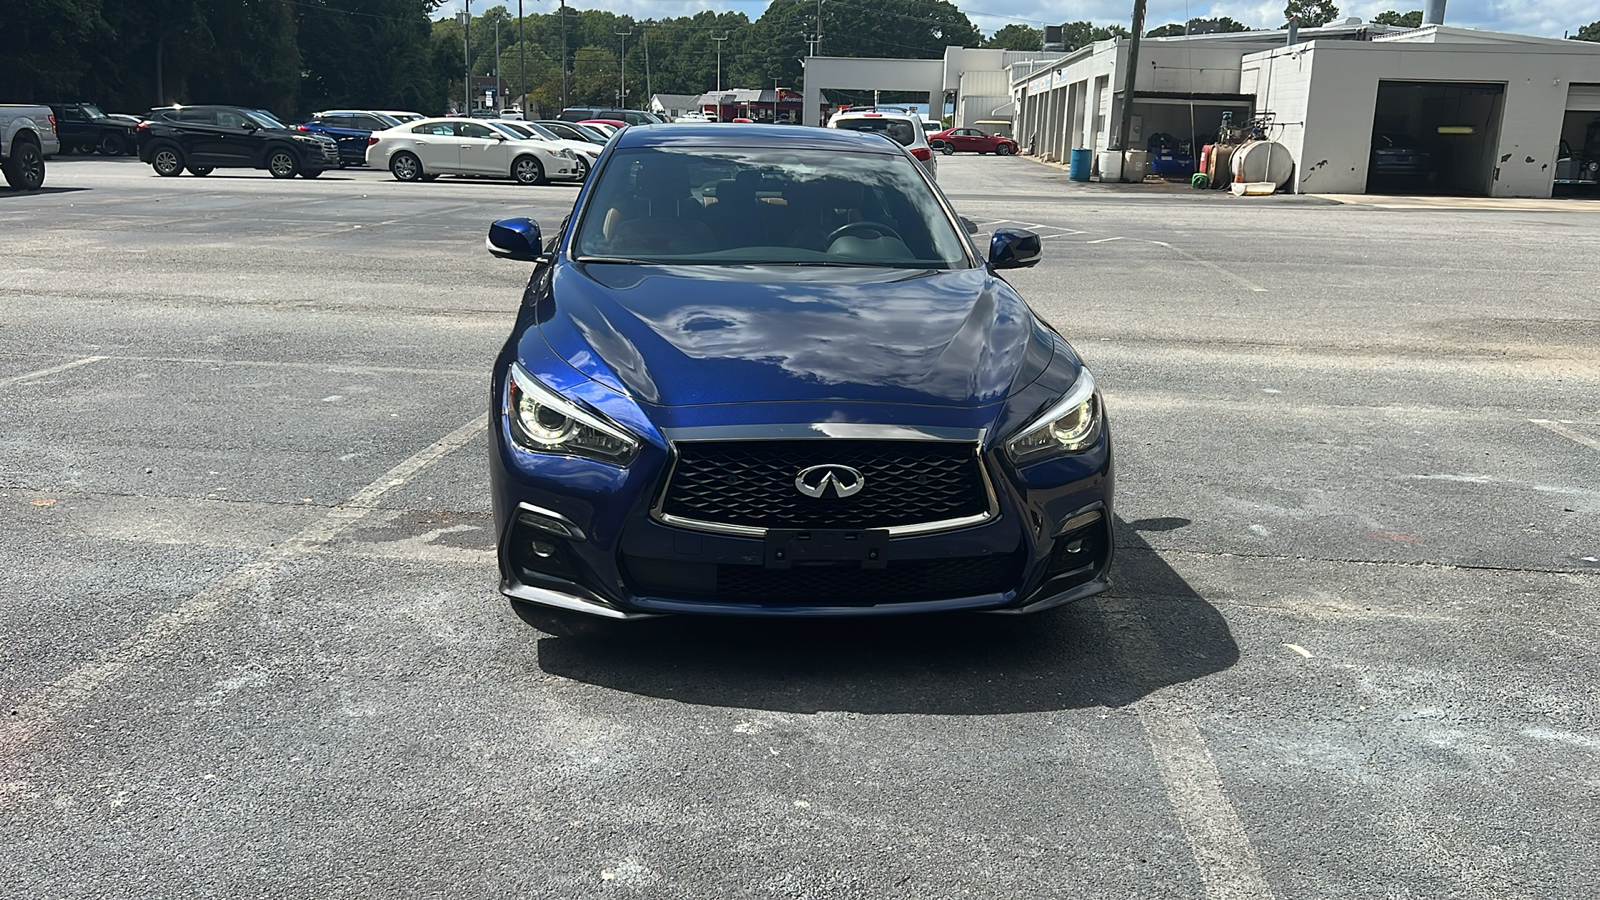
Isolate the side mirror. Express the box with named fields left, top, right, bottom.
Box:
left=959, top=215, right=979, bottom=235
left=487, top=217, right=545, bottom=262
left=242, top=121, right=259, bottom=133
left=493, top=133, right=507, bottom=141
left=988, top=228, right=1041, bottom=270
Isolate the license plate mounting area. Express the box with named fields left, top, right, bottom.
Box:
left=763, top=529, right=889, bottom=570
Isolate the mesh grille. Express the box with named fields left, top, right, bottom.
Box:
left=715, top=556, right=1018, bottom=602
left=660, top=440, right=989, bottom=531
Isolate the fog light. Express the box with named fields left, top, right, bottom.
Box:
left=530, top=540, right=557, bottom=559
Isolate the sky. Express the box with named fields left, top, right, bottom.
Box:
left=434, top=1, right=1590, bottom=39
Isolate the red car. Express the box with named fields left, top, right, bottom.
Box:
left=931, top=127, right=1018, bottom=156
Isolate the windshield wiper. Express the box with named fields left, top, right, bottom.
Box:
left=575, top=256, right=651, bottom=265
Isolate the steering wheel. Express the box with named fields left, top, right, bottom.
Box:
left=826, top=221, right=905, bottom=244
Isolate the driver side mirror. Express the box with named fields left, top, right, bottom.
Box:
left=242, top=121, right=259, bottom=133
left=988, top=228, right=1041, bottom=270
left=487, top=217, right=545, bottom=262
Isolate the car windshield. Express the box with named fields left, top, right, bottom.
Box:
left=572, top=146, right=968, bottom=268
left=524, top=122, right=561, bottom=141
left=82, top=105, right=107, bottom=119
left=560, top=123, right=607, bottom=142
left=833, top=117, right=917, bottom=147
left=487, top=121, right=526, bottom=139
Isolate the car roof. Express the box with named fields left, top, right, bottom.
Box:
left=615, top=123, right=905, bottom=153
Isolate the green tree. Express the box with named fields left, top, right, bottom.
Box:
left=1284, top=0, right=1341, bottom=28
left=743, top=0, right=981, bottom=88
left=1372, top=10, right=1424, bottom=27
left=1149, top=17, right=1251, bottom=37
left=1574, top=21, right=1600, bottom=41
left=1146, top=24, right=1187, bottom=37
left=983, top=24, right=1041, bottom=51
left=1057, top=21, right=1129, bottom=51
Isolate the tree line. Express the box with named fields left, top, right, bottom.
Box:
left=7, top=1, right=1595, bottom=118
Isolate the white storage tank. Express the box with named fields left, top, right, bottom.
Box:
left=1230, top=140, right=1294, bottom=189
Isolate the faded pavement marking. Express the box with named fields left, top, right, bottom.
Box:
left=0, top=356, right=108, bottom=389
left=0, top=414, right=488, bottom=769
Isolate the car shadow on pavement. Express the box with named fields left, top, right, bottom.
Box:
left=534, top=516, right=1238, bottom=715
left=0, top=187, right=90, bottom=196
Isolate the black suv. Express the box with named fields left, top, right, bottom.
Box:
left=557, top=107, right=662, bottom=126
left=49, top=103, right=139, bottom=156
left=136, top=105, right=339, bottom=178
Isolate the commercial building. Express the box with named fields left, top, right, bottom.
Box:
left=1011, top=20, right=1600, bottom=198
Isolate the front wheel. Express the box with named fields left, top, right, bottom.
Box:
left=266, top=149, right=298, bottom=179
left=389, top=151, right=423, bottom=182
left=996, top=143, right=1015, bottom=156
left=512, top=155, right=546, bottom=186
left=151, top=146, right=185, bottom=177
left=2, top=139, right=45, bottom=190
left=574, top=156, right=590, bottom=181
left=99, top=133, right=126, bottom=156
left=186, top=166, right=213, bottom=176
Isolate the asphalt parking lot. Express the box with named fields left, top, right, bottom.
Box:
left=2, top=153, right=1597, bottom=898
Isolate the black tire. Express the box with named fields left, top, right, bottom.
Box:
left=151, top=146, right=185, bottom=177
left=418, top=172, right=439, bottom=182
left=574, top=156, right=590, bottom=181
left=996, top=143, right=1014, bottom=156
left=99, top=133, right=126, bottom=156
left=512, top=154, right=546, bottom=186
left=186, top=166, right=213, bottom=176
left=266, top=148, right=298, bottom=179
left=509, top=600, right=617, bottom=638
left=389, top=151, right=423, bottom=182
left=2, top=138, right=46, bottom=190
left=300, top=169, right=323, bottom=179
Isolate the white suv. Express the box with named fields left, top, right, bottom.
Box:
left=827, top=109, right=938, bottom=181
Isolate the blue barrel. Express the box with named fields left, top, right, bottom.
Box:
left=1068, top=148, right=1092, bottom=182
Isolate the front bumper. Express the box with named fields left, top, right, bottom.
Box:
left=490, top=401, right=1114, bottom=619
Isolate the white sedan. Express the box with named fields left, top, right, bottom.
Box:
left=366, top=117, right=579, bottom=185
left=488, top=120, right=601, bottom=180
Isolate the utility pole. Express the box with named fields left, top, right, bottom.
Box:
left=458, top=2, right=471, bottom=115
left=494, top=17, right=500, bottom=110
left=644, top=28, right=652, bottom=107
left=1113, top=0, right=1148, bottom=172
left=518, top=0, right=525, bottom=113
left=559, top=0, right=569, bottom=110
left=616, top=27, right=632, bottom=108
left=712, top=33, right=727, bottom=92
left=816, top=0, right=823, bottom=55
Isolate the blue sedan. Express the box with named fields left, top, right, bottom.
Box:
left=485, top=124, right=1113, bottom=634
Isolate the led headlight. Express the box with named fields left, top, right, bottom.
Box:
left=506, top=363, right=639, bottom=465
left=1004, top=369, right=1102, bottom=466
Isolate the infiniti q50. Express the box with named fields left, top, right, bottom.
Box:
left=484, top=124, right=1113, bottom=634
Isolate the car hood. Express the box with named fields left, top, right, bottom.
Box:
left=538, top=263, right=1045, bottom=408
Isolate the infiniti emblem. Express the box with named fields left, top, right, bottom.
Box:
left=794, top=464, right=866, bottom=499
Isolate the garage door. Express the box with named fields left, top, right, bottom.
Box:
left=1569, top=85, right=1600, bottom=112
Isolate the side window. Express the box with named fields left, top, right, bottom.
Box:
left=216, top=110, right=249, bottom=129
left=59, top=107, right=84, bottom=122
left=177, top=109, right=216, bottom=124
left=459, top=122, right=495, bottom=139
left=352, top=116, right=382, bottom=131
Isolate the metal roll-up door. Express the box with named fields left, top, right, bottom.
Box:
left=1568, top=84, right=1600, bottom=112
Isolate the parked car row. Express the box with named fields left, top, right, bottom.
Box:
left=367, top=117, right=581, bottom=185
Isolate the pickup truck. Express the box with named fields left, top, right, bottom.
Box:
left=1, top=104, right=60, bottom=190
left=49, top=102, right=139, bottom=156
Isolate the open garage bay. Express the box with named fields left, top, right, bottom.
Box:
left=1, top=155, right=1597, bottom=898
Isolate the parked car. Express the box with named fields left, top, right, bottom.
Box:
left=0, top=104, right=59, bottom=190
left=1556, top=140, right=1599, bottom=186
left=1367, top=132, right=1432, bottom=190
left=296, top=110, right=400, bottom=167
left=558, top=107, right=662, bottom=126
left=577, top=119, right=625, bottom=136
left=499, top=108, right=524, bottom=120
left=136, top=105, right=339, bottom=178
left=536, top=120, right=608, bottom=144
left=929, top=126, right=1018, bottom=156
left=827, top=109, right=937, bottom=180
left=366, top=117, right=578, bottom=185
left=374, top=110, right=425, bottom=124
left=48, top=103, right=139, bottom=155
left=480, top=124, right=1107, bottom=635
left=491, top=120, right=600, bottom=179
left=674, top=111, right=718, bottom=123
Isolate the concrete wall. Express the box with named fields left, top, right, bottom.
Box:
left=1249, top=39, right=1600, bottom=197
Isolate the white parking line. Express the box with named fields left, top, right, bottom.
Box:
left=1102, top=597, right=1276, bottom=899
left=0, top=356, right=107, bottom=389
left=1531, top=419, right=1600, bottom=453
left=1146, top=240, right=1269, bottom=293
left=1086, top=236, right=1124, bottom=244
left=0, top=414, right=487, bottom=765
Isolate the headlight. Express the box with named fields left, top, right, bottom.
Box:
left=1004, top=369, right=1102, bottom=466
left=560, top=148, right=575, bottom=159
left=506, top=362, right=639, bottom=465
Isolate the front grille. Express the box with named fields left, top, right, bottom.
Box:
left=659, top=440, right=990, bottom=532
left=625, top=554, right=1019, bottom=604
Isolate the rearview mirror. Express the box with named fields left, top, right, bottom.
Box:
left=487, top=217, right=544, bottom=261
left=988, top=228, right=1041, bottom=270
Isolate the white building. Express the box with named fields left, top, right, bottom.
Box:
left=1011, top=20, right=1600, bottom=198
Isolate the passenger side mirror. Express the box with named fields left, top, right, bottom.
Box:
left=988, top=228, right=1041, bottom=270
left=487, top=217, right=545, bottom=262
